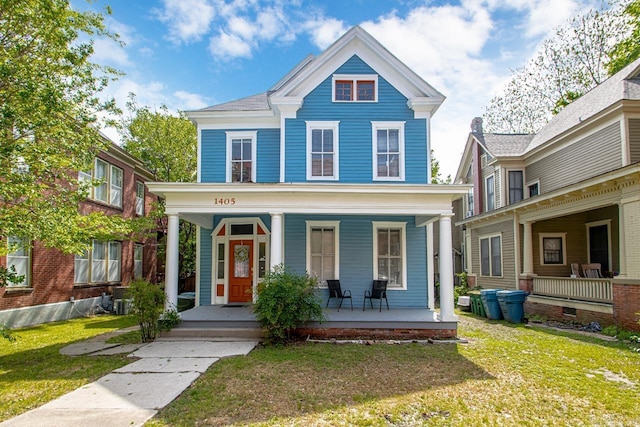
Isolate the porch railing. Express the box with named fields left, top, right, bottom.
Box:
left=532, top=276, right=613, bottom=304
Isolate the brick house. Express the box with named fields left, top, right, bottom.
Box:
left=0, top=139, right=158, bottom=328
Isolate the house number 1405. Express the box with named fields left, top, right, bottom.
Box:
left=214, top=197, right=236, bottom=205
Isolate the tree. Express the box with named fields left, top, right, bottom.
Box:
left=431, top=149, right=451, bottom=184
left=0, top=0, right=147, bottom=261
left=121, top=94, right=198, bottom=281
left=483, top=4, right=629, bottom=133
left=608, top=0, right=640, bottom=74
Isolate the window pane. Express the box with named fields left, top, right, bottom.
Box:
left=311, top=130, right=322, bottom=152
left=242, top=161, right=252, bottom=181
left=357, top=81, right=374, bottom=100
left=322, top=255, right=335, bottom=280
left=491, top=236, right=501, bottom=276
left=311, top=154, right=322, bottom=176
left=322, top=229, right=334, bottom=255
left=377, top=129, right=387, bottom=152
left=322, top=154, right=333, bottom=176
left=311, top=256, right=322, bottom=278
left=75, top=251, right=89, bottom=284
left=390, top=258, right=402, bottom=285
left=232, top=140, right=242, bottom=160
left=242, top=139, right=252, bottom=160
left=388, top=154, right=400, bottom=177
left=378, top=258, right=389, bottom=279
left=480, top=238, right=490, bottom=276
left=91, top=241, right=106, bottom=282
left=310, top=229, right=322, bottom=253
left=378, top=229, right=389, bottom=255
left=335, top=81, right=352, bottom=100
left=389, top=229, right=401, bottom=256
left=388, top=130, right=399, bottom=152
left=323, top=130, right=333, bottom=152
left=234, top=245, right=250, bottom=278
left=108, top=242, right=121, bottom=282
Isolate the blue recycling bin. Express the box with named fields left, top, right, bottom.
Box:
left=480, top=289, right=503, bottom=320
left=497, top=290, right=528, bottom=323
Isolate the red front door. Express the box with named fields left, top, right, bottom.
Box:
left=228, top=240, right=254, bottom=303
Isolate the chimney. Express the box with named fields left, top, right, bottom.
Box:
left=471, top=117, right=483, bottom=134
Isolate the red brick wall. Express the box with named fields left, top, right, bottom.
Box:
left=294, top=327, right=458, bottom=340
left=1, top=149, right=158, bottom=313
left=613, top=282, right=640, bottom=331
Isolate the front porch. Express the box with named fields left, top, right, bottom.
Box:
left=165, top=305, right=458, bottom=340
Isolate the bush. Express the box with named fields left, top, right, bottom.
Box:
left=126, top=280, right=166, bottom=342
left=253, top=265, right=325, bottom=345
left=1, top=323, right=16, bottom=342
left=159, top=308, right=182, bottom=331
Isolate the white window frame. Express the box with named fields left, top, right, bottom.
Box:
left=485, top=174, right=495, bottom=211
left=527, top=180, right=540, bottom=198
left=108, top=241, right=122, bottom=282
left=372, top=221, right=407, bottom=290
left=306, top=220, right=340, bottom=288
left=306, top=121, right=339, bottom=181
left=226, top=131, right=257, bottom=183
left=134, top=244, right=143, bottom=279
left=332, top=74, right=378, bottom=102
left=94, top=158, right=109, bottom=203
left=110, top=165, right=123, bottom=208
left=6, top=237, right=30, bottom=287
left=86, top=240, right=122, bottom=284
left=539, top=233, right=567, bottom=266
left=479, top=233, right=502, bottom=277
left=372, top=121, right=405, bottom=181
left=135, top=181, right=145, bottom=216
left=74, top=249, right=89, bottom=284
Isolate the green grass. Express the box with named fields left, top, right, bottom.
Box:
left=147, top=314, right=640, bottom=426
left=0, top=315, right=138, bottom=422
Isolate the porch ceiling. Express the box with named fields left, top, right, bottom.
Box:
left=148, top=182, right=470, bottom=228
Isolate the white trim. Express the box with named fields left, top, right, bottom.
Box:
left=7, top=236, right=31, bottom=287
left=225, top=131, right=257, bottom=183
left=306, top=121, right=340, bottom=181
left=371, top=121, right=405, bottom=181
left=332, top=74, right=378, bottom=102
left=372, top=221, right=407, bottom=290
left=195, top=226, right=201, bottom=306
left=305, top=220, right=340, bottom=288
left=506, top=169, right=525, bottom=205
left=197, top=125, right=202, bottom=182
left=538, top=232, right=567, bottom=266
left=586, top=219, right=612, bottom=270
left=526, top=179, right=540, bottom=198
left=485, top=173, right=495, bottom=211
left=479, top=233, right=503, bottom=277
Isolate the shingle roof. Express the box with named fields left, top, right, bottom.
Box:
left=480, top=133, right=534, bottom=157
left=195, top=92, right=271, bottom=112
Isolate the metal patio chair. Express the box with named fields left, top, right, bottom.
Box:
left=363, top=279, right=389, bottom=312
left=326, top=279, right=353, bottom=311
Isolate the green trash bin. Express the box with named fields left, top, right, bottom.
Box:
left=468, top=291, right=486, bottom=317
left=497, top=290, right=528, bottom=323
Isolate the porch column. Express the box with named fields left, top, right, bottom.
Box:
left=426, top=222, right=435, bottom=310
left=522, top=221, right=534, bottom=276
left=165, top=213, right=179, bottom=311
left=618, top=202, right=626, bottom=277
left=438, top=214, right=458, bottom=322
left=270, top=212, right=284, bottom=268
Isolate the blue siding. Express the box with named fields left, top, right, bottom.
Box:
left=285, top=55, right=429, bottom=184
left=200, top=129, right=281, bottom=183
left=284, top=214, right=428, bottom=308
left=199, top=228, right=213, bottom=306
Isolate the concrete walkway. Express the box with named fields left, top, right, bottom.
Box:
left=1, top=331, right=259, bottom=427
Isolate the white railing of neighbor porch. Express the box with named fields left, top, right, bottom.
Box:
left=532, top=277, right=613, bottom=303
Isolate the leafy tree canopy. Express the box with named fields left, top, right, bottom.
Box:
left=608, top=0, right=640, bottom=74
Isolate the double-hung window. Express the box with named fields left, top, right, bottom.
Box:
left=306, top=121, right=339, bottom=180
left=76, top=240, right=122, bottom=284
left=306, top=221, right=339, bottom=287
left=373, top=222, right=407, bottom=289
left=6, top=236, right=30, bottom=287
left=110, top=166, right=123, bottom=207
left=540, top=233, right=566, bottom=265
left=485, top=174, right=495, bottom=211
left=333, top=74, right=378, bottom=102
left=94, top=159, right=109, bottom=203
left=134, top=244, right=144, bottom=279
left=135, top=181, right=145, bottom=216
left=372, top=121, right=405, bottom=181
left=480, top=234, right=502, bottom=277
left=81, top=159, right=123, bottom=208
left=508, top=170, right=524, bottom=204
left=226, top=131, right=257, bottom=183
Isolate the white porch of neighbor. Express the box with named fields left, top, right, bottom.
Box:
left=148, top=183, right=470, bottom=320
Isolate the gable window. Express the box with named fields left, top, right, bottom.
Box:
left=333, top=74, right=378, bottom=102
left=485, top=174, right=495, bottom=211
left=480, top=234, right=502, bottom=277
left=226, top=131, right=257, bottom=183
left=372, top=121, right=405, bottom=181
left=306, top=121, right=339, bottom=180
left=528, top=181, right=539, bottom=197
left=540, top=233, right=566, bottom=265
left=134, top=244, right=143, bottom=279
left=373, top=221, right=407, bottom=289
left=135, top=181, right=145, bottom=216
left=306, top=221, right=339, bottom=287
left=508, top=170, right=524, bottom=204
left=6, top=236, right=30, bottom=287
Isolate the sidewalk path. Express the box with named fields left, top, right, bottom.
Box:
left=1, top=333, right=258, bottom=427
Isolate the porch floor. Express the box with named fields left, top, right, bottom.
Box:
left=169, top=304, right=458, bottom=340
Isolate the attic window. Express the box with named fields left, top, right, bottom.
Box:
left=333, top=74, right=378, bottom=102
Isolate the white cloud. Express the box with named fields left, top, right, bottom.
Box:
left=210, top=31, right=253, bottom=59
left=304, top=17, right=349, bottom=50
left=173, top=90, right=209, bottom=110
left=155, top=0, right=216, bottom=44
left=92, top=38, right=131, bottom=67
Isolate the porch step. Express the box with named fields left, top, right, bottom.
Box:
left=162, top=326, right=263, bottom=339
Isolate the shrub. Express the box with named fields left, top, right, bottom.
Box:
left=1, top=323, right=16, bottom=342
left=126, top=280, right=166, bottom=342
left=253, top=265, right=325, bottom=345
left=159, top=308, right=182, bottom=331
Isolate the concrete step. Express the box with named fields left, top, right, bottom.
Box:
left=161, top=327, right=263, bottom=339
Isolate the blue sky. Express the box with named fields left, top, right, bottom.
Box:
left=81, top=0, right=600, bottom=178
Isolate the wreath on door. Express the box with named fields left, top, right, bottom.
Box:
left=235, top=245, right=250, bottom=262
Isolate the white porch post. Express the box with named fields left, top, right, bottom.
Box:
left=522, top=221, right=534, bottom=276
left=438, top=214, right=458, bottom=321
left=270, top=212, right=284, bottom=268
left=426, top=223, right=435, bottom=310
left=165, top=213, right=179, bottom=310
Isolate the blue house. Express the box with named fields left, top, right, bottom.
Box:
left=149, top=27, right=468, bottom=335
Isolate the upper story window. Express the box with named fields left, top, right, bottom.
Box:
left=508, top=170, right=524, bottom=204
left=485, top=174, right=495, bottom=211
left=134, top=244, right=144, bottom=279
left=528, top=181, right=540, bottom=197
left=306, top=220, right=340, bottom=287
left=306, top=121, right=339, bottom=180
left=226, top=131, right=257, bottom=183
left=372, top=121, right=405, bottom=181
left=332, top=74, right=378, bottom=102
left=6, top=236, right=30, bottom=287
left=466, top=188, right=474, bottom=217
left=79, top=158, right=123, bottom=208
left=135, top=181, right=145, bottom=216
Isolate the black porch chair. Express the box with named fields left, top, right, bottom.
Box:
left=363, top=279, right=389, bottom=312
left=326, top=279, right=353, bottom=311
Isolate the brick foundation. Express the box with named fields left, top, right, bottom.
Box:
left=612, top=282, right=640, bottom=331
left=524, top=301, right=616, bottom=329
left=294, top=327, right=457, bottom=340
